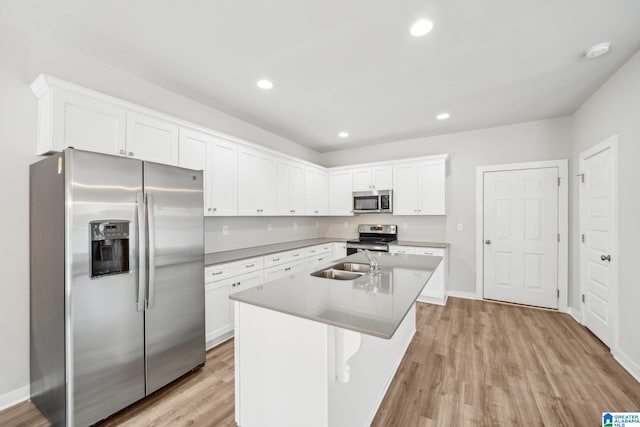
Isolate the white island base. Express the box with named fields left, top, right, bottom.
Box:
left=234, top=301, right=416, bottom=427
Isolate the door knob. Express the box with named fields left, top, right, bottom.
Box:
left=601, top=254, right=611, bottom=262
left=485, top=240, right=492, bottom=245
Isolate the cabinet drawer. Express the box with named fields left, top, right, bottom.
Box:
left=235, top=256, right=264, bottom=274
left=304, top=253, right=332, bottom=271
left=389, top=246, right=416, bottom=255
left=305, top=244, right=331, bottom=258
left=263, top=249, right=304, bottom=268
left=414, top=247, right=445, bottom=257
left=205, top=262, right=235, bottom=283
left=264, top=260, right=305, bottom=283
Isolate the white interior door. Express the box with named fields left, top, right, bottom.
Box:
left=580, top=141, right=616, bottom=347
left=483, top=168, right=559, bottom=308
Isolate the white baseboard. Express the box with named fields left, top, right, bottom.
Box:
left=0, top=384, right=29, bottom=412
left=446, top=290, right=477, bottom=300
left=612, top=348, right=640, bottom=384
left=567, top=307, right=582, bottom=324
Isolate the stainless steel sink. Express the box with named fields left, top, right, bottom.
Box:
left=310, top=262, right=372, bottom=280
left=332, top=262, right=371, bottom=273
left=310, top=269, right=363, bottom=280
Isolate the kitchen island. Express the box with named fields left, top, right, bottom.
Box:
left=230, top=252, right=441, bottom=427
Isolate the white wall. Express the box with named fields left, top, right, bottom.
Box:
left=318, top=118, right=573, bottom=295
left=0, top=21, right=317, bottom=402
left=205, top=217, right=327, bottom=253
left=571, top=50, right=640, bottom=377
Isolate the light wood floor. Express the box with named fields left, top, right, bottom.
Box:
left=2, top=298, right=639, bottom=426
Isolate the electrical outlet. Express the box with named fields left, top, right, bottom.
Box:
left=293, top=222, right=298, bottom=230
left=267, top=224, right=272, bottom=232
left=222, top=226, right=229, bottom=236
left=403, top=223, right=408, bottom=230
left=343, top=222, right=349, bottom=229
left=457, top=224, right=463, bottom=232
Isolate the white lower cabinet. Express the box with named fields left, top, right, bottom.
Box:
left=332, top=242, right=347, bottom=260
left=264, top=260, right=305, bottom=283
left=389, top=245, right=449, bottom=305
left=205, top=278, right=233, bottom=348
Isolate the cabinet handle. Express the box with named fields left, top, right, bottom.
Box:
left=211, top=271, right=223, bottom=275
left=128, top=152, right=134, bottom=156
left=285, top=267, right=291, bottom=271
left=245, top=263, right=255, bottom=268
left=232, top=283, right=236, bottom=287
left=292, top=254, right=300, bottom=257
left=309, top=250, right=316, bottom=254
left=318, top=257, right=324, bottom=261
left=273, top=258, right=280, bottom=262
left=208, top=208, right=212, bottom=212
left=237, top=282, right=241, bottom=286
left=212, top=207, right=217, bottom=212
left=119, top=149, right=125, bottom=155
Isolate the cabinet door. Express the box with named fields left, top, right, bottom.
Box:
left=332, top=242, right=347, bottom=260
left=276, top=160, right=291, bottom=216
left=209, top=137, right=238, bottom=216
left=264, top=260, right=304, bottom=283
left=393, top=163, right=419, bottom=215
left=352, top=168, right=372, bottom=191
left=329, top=170, right=354, bottom=216
left=51, top=90, right=126, bottom=156
left=417, top=160, right=446, bottom=215
left=126, top=112, right=179, bottom=165
left=372, top=165, right=393, bottom=190
left=289, top=162, right=305, bottom=215
left=237, top=147, right=261, bottom=215
left=179, top=128, right=210, bottom=215
left=315, top=170, right=329, bottom=215
left=229, top=271, right=264, bottom=295
left=205, top=279, right=234, bottom=346
left=304, top=168, right=316, bottom=214
left=258, top=153, right=277, bottom=215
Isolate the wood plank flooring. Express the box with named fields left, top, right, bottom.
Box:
left=2, top=298, right=639, bottom=426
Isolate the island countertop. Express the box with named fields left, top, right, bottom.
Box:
left=229, top=252, right=441, bottom=339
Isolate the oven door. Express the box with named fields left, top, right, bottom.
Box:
left=353, top=193, right=380, bottom=213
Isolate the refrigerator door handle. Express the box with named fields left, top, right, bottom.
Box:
left=136, top=192, right=147, bottom=312
left=146, top=193, right=157, bottom=309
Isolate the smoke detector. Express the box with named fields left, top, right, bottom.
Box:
left=584, top=43, right=611, bottom=59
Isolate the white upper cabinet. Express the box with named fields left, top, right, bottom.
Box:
left=352, top=165, right=393, bottom=192
left=126, top=112, right=179, bottom=165
left=393, top=156, right=447, bottom=215
left=329, top=169, right=354, bottom=216
left=208, top=136, right=238, bottom=216
left=304, top=167, right=329, bottom=215
left=238, top=147, right=277, bottom=215
left=32, top=80, right=126, bottom=156
left=276, top=160, right=305, bottom=215
left=178, top=128, right=210, bottom=215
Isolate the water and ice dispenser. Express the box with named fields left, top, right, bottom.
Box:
left=90, top=221, right=130, bottom=277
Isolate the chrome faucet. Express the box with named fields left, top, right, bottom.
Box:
left=358, top=249, right=381, bottom=274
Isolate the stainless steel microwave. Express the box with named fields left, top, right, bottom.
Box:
left=353, top=190, right=393, bottom=214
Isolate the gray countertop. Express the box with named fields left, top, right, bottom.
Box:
left=205, top=237, right=349, bottom=265
left=391, top=240, right=449, bottom=248
left=229, top=252, right=441, bottom=339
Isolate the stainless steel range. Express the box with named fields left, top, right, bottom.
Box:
left=346, top=224, right=398, bottom=255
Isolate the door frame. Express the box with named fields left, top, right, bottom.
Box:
left=578, top=135, right=618, bottom=348
left=475, top=160, right=569, bottom=312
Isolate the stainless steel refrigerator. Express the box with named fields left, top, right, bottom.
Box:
left=30, top=149, right=205, bottom=426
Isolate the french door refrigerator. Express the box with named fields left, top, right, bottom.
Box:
left=30, top=149, right=205, bottom=426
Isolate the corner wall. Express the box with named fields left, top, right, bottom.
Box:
left=318, top=117, right=573, bottom=296
left=571, top=50, right=640, bottom=379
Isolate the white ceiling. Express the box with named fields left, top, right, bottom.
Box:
left=2, top=0, right=640, bottom=152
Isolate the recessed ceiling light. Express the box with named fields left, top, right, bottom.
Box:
left=584, top=43, right=611, bottom=59
left=338, top=131, right=349, bottom=138
left=410, top=19, right=434, bottom=37
left=436, top=113, right=450, bottom=120
left=256, top=79, right=274, bottom=90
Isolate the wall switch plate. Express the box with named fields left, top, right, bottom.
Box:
left=343, top=222, right=349, bottom=229
left=222, top=226, right=229, bottom=236
left=403, top=223, right=408, bottom=230
left=457, top=224, right=463, bottom=231
left=267, top=224, right=272, bottom=232
left=293, top=222, right=298, bottom=230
